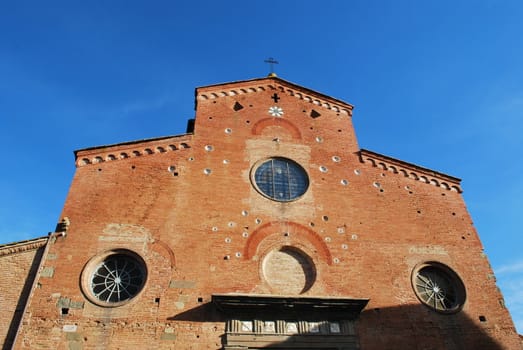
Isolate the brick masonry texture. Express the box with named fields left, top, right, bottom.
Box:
left=4, top=77, right=521, bottom=349
left=0, top=239, right=46, bottom=348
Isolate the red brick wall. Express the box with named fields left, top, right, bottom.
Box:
left=0, top=240, right=45, bottom=348
left=12, top=77, right=520, bottom=349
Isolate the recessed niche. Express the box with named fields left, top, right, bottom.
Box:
left=310, top=109, right=321, bottom=119
left=233, top=102, right=244, bottom=111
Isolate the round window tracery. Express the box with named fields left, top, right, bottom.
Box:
left=412, top=262, right=466, bottom=313
left=82, top=250, right=147, bottom=307
left=252, top=157, right=309, bottom=202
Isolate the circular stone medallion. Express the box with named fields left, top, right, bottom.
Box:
left=262, top=247, right=316, bottom=294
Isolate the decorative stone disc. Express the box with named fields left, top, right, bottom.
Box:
left=262, top=247, right=315, bottom=294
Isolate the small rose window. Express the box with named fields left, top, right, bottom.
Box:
left=253, top=158, right=309, bottom=202
left=82, top=250, right=147, bottom=307
left=412, top=262, right=466, bottom=313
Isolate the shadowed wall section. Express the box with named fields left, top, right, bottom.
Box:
left=0, top=238, right=46, bottom=350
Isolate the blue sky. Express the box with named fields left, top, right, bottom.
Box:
left=1, top=0, right=522, bottom=333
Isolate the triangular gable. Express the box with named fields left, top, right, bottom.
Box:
left=196, top=76, right=354, bottom=118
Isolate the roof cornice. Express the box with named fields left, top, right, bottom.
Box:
left=74, top=134, right=192, bottom=167
left=196, top=76, right=354, bottom=117
left=0, top=236, right=48, bottom=257
left=359, top=149, right=462, bottom=192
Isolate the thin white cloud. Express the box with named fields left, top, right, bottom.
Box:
left=495, top=261, right=523, bottom=275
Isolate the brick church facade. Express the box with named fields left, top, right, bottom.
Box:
left=0, top=76, right=520, bottom=349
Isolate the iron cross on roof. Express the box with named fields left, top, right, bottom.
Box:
left=264, top=57, right=279, bottom=76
